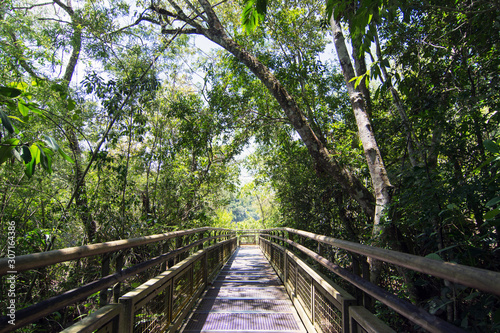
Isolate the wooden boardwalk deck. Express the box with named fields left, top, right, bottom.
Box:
left=182, top=246, right=309, bottom=333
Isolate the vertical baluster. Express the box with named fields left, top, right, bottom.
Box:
left=113, top=252, right=124, bottom=303
left=361, top=257, right=372, bottom=310
left=203, top=251, right=208, bottom=287
left=160, top=241, right=169, bottom=271
left=168, top=239, right=175, bottom=268
left=175, top=236, right=182, bottom=264
left=198, top=231, right=205, bottom=251
left=100, top=253, right=110, bottom=306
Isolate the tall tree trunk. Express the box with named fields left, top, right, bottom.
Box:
left=55, top=0, right=96, bottom=243
left=349, top=30, right=373, bottom=119
left=330, top=18, right=393, bottom=242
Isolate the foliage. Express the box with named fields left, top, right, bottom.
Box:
left=0, top=82, right=74, bottom=178
left=0, top=0, right=499, bottom=331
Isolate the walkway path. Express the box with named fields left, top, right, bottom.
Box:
left=182, top=246, right=309, bottom=333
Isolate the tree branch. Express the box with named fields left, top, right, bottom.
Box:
left=197, top=0, right=225, bottom=32
left=52, top=0, right=73, bottom=15
left=8, top=33, right=44, bottom=81
left=162, top=28, right=198, bottom=34
left=12, top=2, right=53, bottom=10
left=109, top=14, right=161, bottom=35
left=36, top=17, right=72, bottom=25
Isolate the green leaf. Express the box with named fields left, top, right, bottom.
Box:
left=0, top=148, right=12, bottom=165
left=486, top=197, right=500, bottom=207
left=39, top=146, right=52, bottom=173
left=484, top=208, right=500, bottom=220
left=489, top=219, right=500, bottom=227
left=255, top=0, right=267, bottom=15
left=446, top=203, right=458, bottom=210
left=326, top=0, right=335, bottom=21
left=484, top=140, right=500, bottom=154
left=30, top=144, right=41, bottom=164
left=0, top=138, right=19, bottom=164
left=43, top=135, right=60, bottom=151
left=354, top=75, right=364, bottom=88
left=493, top=308, right=500, bottom=323
left=0, top=86, right=22, bottom=98
left=425, top=253, right=443, bottom=261
left=67, top=98, right=76, bottom=111
left=241, top=0, right=266, bottom=33
left=58, top=147, right=74, bottom=163
left=0, top=110, right=14, bottom=134
left=51, top=83, right=67, bottom=99
left=25, top=158, right=35, bottom=178
left=11, top=147, right=22, bottom=163
left=18, top=101, right=30, bottom=117
left=8, top=115, right=25, bottom=123
left=20, top=145, right=32, bottom=163
left=367, top=13, right=373, bottom=25
left=27, top=104, right=44, bottom=115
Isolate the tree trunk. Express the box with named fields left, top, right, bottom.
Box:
left=349, top=30, right=373, bottom=119
left=55, top=0, right=96, bottom=243
left=154, top=0, right=376, bottom=218
left=330, top=17, right=393, bottom=242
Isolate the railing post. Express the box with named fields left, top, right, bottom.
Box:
left=198, top=231, right=205, bottom=251
left=284, top=247, right=288, bottom=291
left=311, top=282, right=316, bottom=328
left=161, top=241, right=169, bottom=271
left=203, top=252, right=208, bottom=287
left=113, top=252, right=124, bottom=303
left=168, top=239, right=175, bottom=268
left=100, top=253, right=110, bottom=306
left=120, top=296, right=134, bottom=333
left=175, top=236, right=182, bottom=264
left=212, top=230, right=216, bottom=245
left=361, top=257, right=373, bottom=310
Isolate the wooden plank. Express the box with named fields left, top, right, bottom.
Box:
left=60, top=304, right=123, bottom=333
left=349, top=306, right=396, bottom=333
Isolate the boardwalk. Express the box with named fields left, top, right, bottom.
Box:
left=182, top=246, right=309, bottom=333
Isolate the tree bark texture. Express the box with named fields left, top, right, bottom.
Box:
left=330, top=17, right=393, bottom=240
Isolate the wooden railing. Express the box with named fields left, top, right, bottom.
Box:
left=237, top=229, right=260, bottom=246
left=259, top=228, right=500, bottom=333
left=2, top=227, right=499, bottom=333
left=0, top=227, right=236, bottom=333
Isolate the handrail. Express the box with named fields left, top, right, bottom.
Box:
left=0, top=227, right=232, bottom=276
left=278, top=227, right=500, bottom=296
left=0, top=228, right=234, bottom=333
left=0, top=236, right=231, bottom=331
left=259, top=228, right=500, bottom=333
left=261, top=235, right=463, bottom=333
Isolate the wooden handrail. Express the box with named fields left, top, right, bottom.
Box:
left=0, top=234, right=236, bottom=332
left=266, top=228, right=500, bottom=297
left=260, top=236, right=465, bottom=333
left=0, top=227, right=233, bottom=276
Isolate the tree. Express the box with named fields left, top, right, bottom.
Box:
left=145, top=0, right=378, bottom=226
